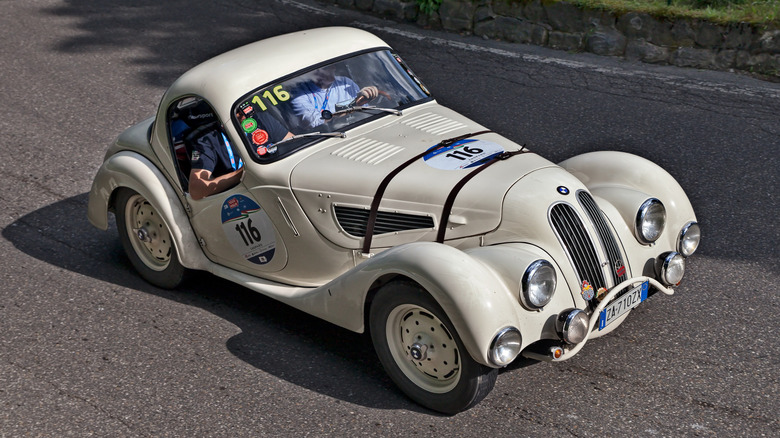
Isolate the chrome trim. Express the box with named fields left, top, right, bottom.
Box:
left=549, top=201, right=606, bottom=291
left=578, top=190, right=628, bottom=286
left=277, top=197, right=299, bottom=237
left=552, top=276, right=675, bottom=362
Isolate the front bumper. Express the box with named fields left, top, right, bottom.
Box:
left=522, top=276, right=675, bottom=362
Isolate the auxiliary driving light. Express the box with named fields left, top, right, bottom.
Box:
left=489, top=327, right=522, bottom=366
left=555, top=309, right=589, bottom=345
left=657, top=252, right=685, bottom=286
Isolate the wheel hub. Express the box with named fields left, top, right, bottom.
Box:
left=396, top=308, right=460, bottom=383
left=136, top=227, right=152, bottom=243
left=125, top=195, right=172, bottom=271
left=410, top=342, right=428, bottom=361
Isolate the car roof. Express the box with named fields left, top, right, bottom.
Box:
left=159, top=27, right=391, bottom=121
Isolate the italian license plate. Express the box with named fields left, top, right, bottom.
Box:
left=598, top=281, right=649, bottom=330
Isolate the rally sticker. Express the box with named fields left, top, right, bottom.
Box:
left=221, top=195, right=275, bottom=265
left=423, top=139, right=504, bottom=170
left=252, top=129, right=269, bottom=145
left=242, top=118, right=258, bottom=133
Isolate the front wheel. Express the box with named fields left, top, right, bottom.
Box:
left=115, top=188, right=187, bottom=289
left=369, top=281, right=497, bottom=414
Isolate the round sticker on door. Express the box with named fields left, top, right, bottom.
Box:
left=221, top=194, right=276, bottom=265
left=423, top=139, right=505, bottom=170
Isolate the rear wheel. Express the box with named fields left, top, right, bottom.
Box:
left=369, top=281, right=497, bottom=414
left=115, top=189, right=186, bottom=289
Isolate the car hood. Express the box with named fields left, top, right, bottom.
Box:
left=290, top=104, right=557, bottom=250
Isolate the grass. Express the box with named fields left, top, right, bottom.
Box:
left=417, top=0, right=780, bottom=26
left=569, top=0, right=779, bottom=25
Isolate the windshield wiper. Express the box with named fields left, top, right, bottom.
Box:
left=322, top=106, right=402, bottom=120
left=273, top=131, right=346, bottom=147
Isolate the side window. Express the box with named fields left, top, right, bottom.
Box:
left=166, top=97, right=219, bottom=192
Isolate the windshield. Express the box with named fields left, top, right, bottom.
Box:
left=231, top=50, right=430, bottom=163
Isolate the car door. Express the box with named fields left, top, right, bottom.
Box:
left=165, top=96, right=288, bottom=274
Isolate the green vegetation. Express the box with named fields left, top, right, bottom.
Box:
left=418, top=0, right=442, bottom=15
left=570, top=0, right=779, bottom=25
left=416, top=0, right=779, bottom=26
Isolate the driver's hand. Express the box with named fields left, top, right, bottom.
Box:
left=358, top=86, right=379, bottom=102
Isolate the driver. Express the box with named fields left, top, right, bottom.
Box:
left=187, top=110, right=291, bottom=200
left=291, top=65, right=379, bottom=129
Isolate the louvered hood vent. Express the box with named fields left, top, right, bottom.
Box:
left=334, top=206, right=434, bottom=237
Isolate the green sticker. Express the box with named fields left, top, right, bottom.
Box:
left=242, top=118, right=258, bottom=133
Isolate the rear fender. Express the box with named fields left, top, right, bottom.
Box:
left=87, top=151, right=210, bottom=270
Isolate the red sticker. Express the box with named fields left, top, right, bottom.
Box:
left=256, top=146, right=268, bottom=155
left=252, top=129, right=269, bottom=145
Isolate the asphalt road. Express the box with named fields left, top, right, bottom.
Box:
left=1, top=0, right=778, bottom=436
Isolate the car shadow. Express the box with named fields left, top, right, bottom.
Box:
left=2, top=193, right=434, bottom=414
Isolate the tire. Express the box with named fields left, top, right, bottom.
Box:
left=369, top=281, right=498, bottom=414
left=115, top=188, right=187, bottom=289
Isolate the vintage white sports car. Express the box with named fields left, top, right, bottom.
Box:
left=88, top=27, right=700, bottom=414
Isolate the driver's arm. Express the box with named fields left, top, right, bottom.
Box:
left=189, top=167, right=243, bottom=201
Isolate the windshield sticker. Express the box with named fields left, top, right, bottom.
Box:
left=242, top=118, right=258, bottom=133
left=256, top=146, right=268, bottom=156
left=423, top=139, right=504, bottom=170
left=252, top=129, right=269, bottom=145
left=239, top=102, right=253, bottom=115
left=221, top=195, right=276, bottom=265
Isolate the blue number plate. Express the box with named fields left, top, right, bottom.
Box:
left=598, top=281, right=649, bottom=330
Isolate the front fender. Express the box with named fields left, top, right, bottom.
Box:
left=327, top=242, right=551, bottom=367
left=560, top=151, right=697, bottom=251
left=87, top=151, right=211, bottom=271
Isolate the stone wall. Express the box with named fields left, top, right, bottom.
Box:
left=330, top=0, right=780, bottom=78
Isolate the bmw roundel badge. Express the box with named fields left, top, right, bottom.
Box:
left=557, top=186, right=570, bottom=195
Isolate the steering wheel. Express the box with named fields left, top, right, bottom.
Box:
left=354, top=89, right=392, bottom=106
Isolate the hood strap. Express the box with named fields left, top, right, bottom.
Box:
left=436, top=147, right=527, bottom=244
left=361, top=130, right=493, bottom=255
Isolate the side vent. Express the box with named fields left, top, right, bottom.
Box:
left=334, top=206, right=434, bottom=237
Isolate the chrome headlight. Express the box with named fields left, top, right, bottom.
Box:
left=658, top=252, right=685, bottom=286
left=489, top=327, right=522, bottom=366
left=521, top=260, right=557, bottom=309
left=678, top=222, right=701, bottom=257
left=555, top=309, right=589, bottom=345
left=636, top=198, right=666, bottom=244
